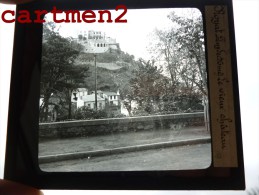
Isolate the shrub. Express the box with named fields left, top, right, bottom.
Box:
left=74, top=106, right=108, bottom=120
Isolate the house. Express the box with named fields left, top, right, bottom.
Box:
left=72, top=89, right=108, bottom=110
left=81, top=94, right=106, bottom=110
left=71, top=88, right=88, bottom=102
left=101, top=90, right=120, bottom=106
left=90, top=90, right=107, bottom=99
left=71, top=88, right=122, bottom=116
left=89, top=90, right=120, bottom=106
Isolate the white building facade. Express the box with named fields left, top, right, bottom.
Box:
left=72, top=88, right=120, bottom=111
left=76, top=30, right=120, bottom=54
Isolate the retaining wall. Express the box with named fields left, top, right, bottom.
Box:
left=39, top=112, right=205, bottom=139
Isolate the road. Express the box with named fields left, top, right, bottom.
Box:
left=40, top=143, right=211, bottom=172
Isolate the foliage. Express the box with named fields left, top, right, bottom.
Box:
left=119, top=51, right=135, bottom=64
left=120, top=84, right=134, bottom=116
left=129, top=59, right=166, bottom=114
left=40, top=22, right=89, bottom=122
left=170, top=11, right=207, bottom=95
left=74, top=106, right=108, bottom=120
left=145, top=10, right=208, bottom=119
left=174, top=92, right=203, bottom=112
left=150, top=10, right=207, bottom=96
left=96, top=52, right=118, bottom=63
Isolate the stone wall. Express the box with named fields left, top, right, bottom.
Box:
left=39, top=112, right=205, bottom=139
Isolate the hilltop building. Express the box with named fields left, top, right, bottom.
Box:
left=76, top=30, right=120, bottom=53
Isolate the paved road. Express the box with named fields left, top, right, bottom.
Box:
left=40, top=143, right=211, bottom=172
left=39, top=126, right=210, bottom=156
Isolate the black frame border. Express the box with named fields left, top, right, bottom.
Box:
left=4, top=0, right=245, bottom=190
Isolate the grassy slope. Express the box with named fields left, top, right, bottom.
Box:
left=75, top=53, right=137, bottom=93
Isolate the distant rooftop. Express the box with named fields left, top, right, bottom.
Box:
left=77, top=88, right=88, bottom=92
left=102, top=91, right=118, bottom=96
left=82, top=94, right=105, bottom=102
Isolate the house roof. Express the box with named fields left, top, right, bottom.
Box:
left=77, top=88, right=88, bottom=92
left=102, top=91, right=118, bottom=96
left=91, top=90, right=103, bottom=94
left=82, top=94, right=105, bottom=102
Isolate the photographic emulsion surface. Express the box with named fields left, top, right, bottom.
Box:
left=38, top=8, right=212, bottom=172
left=4, top=0, right=245, bottom=190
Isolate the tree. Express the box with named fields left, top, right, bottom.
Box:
left=168, top=11, right=207, bottom=95
left=55, top=64, right=89, bottom=119
left=150, top=28, right=181, bottom=90
left=130, top=59, right=166, bottom=115
left=40, top=22, right=89, bottom=122
left=149, top=10, right=209, bottom=128
left=168, top=11, right=209, bottom=128
left=120, top=83, right=134, bottom=116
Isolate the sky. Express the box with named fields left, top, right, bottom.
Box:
left=47, top=8, right=201, bottom=61
left=0, top=0, right=259, bottom=194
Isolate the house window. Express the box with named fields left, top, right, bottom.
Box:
left=110, top=96, right=112, bottom=100
left=110, top=101, right=113, bottom=105
left=88, top=104, right=90, bottom=107
left=114, top=95, right=116, bottom=99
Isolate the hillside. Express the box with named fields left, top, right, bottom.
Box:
left=74, top=51, right=139, bottom=94
left=75, top=60, right=123, bottom=71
